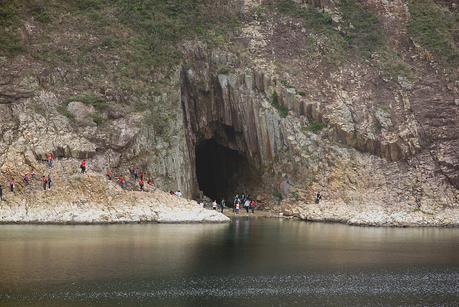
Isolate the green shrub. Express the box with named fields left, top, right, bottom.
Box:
left=271, top=90, right=288, bottom=118
left=407, top=0, right=458, bottom=64
left=304, top=120, right=327, bottom=133
left=65, top=93, right=108, bottom=111
left=91, top=112, right=105, bottom=126
left=30, top=2, right=50, bottom=23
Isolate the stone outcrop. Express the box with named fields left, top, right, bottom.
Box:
left=0, top=170, right=229, bottom=224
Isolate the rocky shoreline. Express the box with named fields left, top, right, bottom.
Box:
left=278, top=202, right=459, bottom=227
left=0, top=171, right=456, bottom=227
left=0, top=174, right=229, bottom=224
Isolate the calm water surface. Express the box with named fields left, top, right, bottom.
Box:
left=0, top=218, right=458, bottom=306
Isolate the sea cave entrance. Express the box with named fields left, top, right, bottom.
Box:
left=195, top=139, right=258, bottom=201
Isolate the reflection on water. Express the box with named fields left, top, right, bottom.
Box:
left=0, top=218, right=458, bottom=306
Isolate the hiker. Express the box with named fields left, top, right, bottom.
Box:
left=133, top=167, right=139, bottom=180
left=139, top=179, right=145, bottom=191
left=31, top=170, right=36, bottom=180
left=233, top=195, right=239, bottom=212
left=147, top=178, right=154, bottom=186
left=22, top=174, right=29, bottom=186
left=42, top=176, right=48, bottom=191
left=140, top=171, right=144, bottom=181
left=315, top=192, right=322, bottom=204
left=80, top=160, right=87, bottom=174
left=212, top=200, right=217, bottom=210
left=175, top=190, right=182, bottom=197
left=9, top=179, right=15, bottom=193
left=244, top=199, right=251, bottom=213
left=0, top=184, right=3, bottom=201
left=235, top=202, right=240, bottom=214
left=47, top=152, right=54, bottom=168
left=220, top=199, right=225, bottom=213
left=47, top=174, right=52, bottom=190
left=250, top=200, right=257, bottom=214
left=106, top=169, right=113, bottom=181
left=118, top=176, right=126, bottom=188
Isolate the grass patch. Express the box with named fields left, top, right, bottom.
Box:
left=407, top=0, right=458, bottom=64
left=57, top=105, right=75, bottom=120
left=304, top=120, right=327, bottom=133
left=277, top=0, right=385, bottom=61
left=65, top=93, right=108, bottom=111
left=338, top=0, right=385, bottom=58
left=0, top=1, right=24, bottom=56
left=272, top=190, right=283, bottom=202
left=91, top=112, right=106, bottom=126
left=378, top=50, right=413, bottom=81
left=114, top=0, right=240, bottom=74
left=277, top=0, right=333, bottom=32
left=271, top=90, right=288, bottom=118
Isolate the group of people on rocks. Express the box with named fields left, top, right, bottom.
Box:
left=0, top=153, right=56, bottom=202
left=170, top=190, right=182, bottom=197
left=102, top=164, right=155, bottom=192
left=207, top=193, right=258, bottom=214
left=232, top=193, right=257, bottom=214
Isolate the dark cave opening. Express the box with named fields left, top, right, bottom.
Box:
left=195, top=139, right=255, bottom=201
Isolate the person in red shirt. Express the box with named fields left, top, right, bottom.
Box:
left=47, top=152, right=54, bottom=168
left=80, top=160, right=87, bottom=174
left=119, top=176, right=126, bottom=188
left=139, top=179, right=145, bottom=191
left=250, top=200, right=257, bottom=214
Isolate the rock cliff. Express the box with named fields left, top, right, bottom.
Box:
left=0, top=0, right=457, bottom=225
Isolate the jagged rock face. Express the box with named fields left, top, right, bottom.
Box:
left=180, top=46, right=286, bottom=197
left=178, top=44, right=457, bottom=213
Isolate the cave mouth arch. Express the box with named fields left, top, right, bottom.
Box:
left=195, top=138, right=258, bottom=201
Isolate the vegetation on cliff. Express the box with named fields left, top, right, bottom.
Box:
left=407, top=0, right=458, bottom=65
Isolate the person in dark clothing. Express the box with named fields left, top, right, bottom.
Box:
left=42, top=176, right=48, bottom=191
left=23, top=174, right=29, bottom=186
left=0, top=184, right=3, bottom=201
left=9, top=179, right=15, bottom=193
left=220, top=200, right=225, bottom=213
left=106, top=169, right=113, bottom=181
left=315, top=192, right=322, bottom=204
left=47, top=174, right=52, bottom=189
